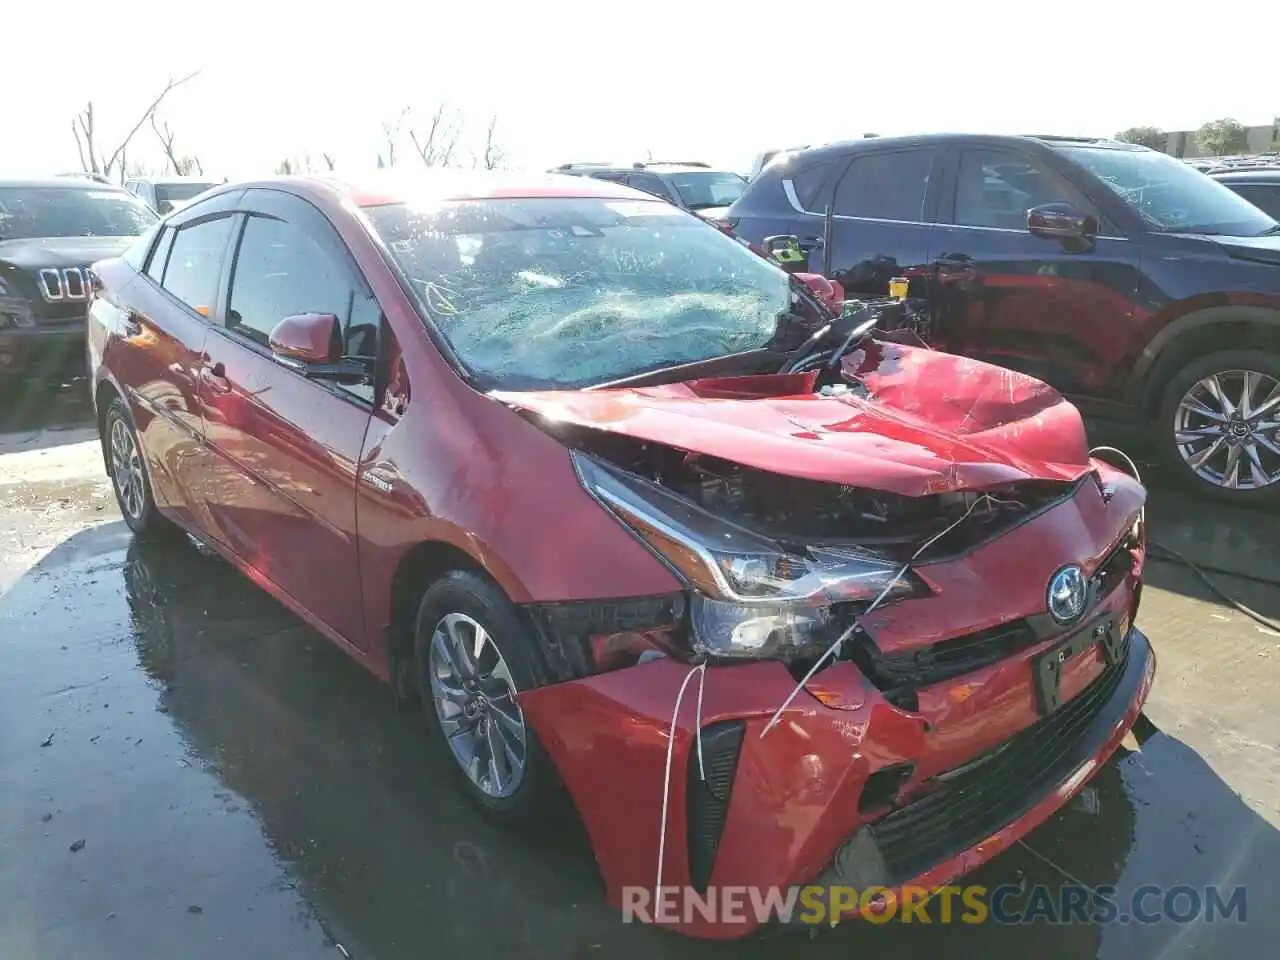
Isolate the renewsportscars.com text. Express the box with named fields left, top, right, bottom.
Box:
left=624, top=883, right=1248, bottom=927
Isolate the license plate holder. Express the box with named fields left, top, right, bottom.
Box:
left=1032, top=614, right=1116, bottom=715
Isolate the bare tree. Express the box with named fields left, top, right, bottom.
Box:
left=71, top=70, right=202, bottom=182
left=407, top=103, right=462, bottom=168
left=479, top=116, right=506, bottom=170
left=321, top=152, right=336, bottom=171
left=150, top=114, right=204, bottom=176
left=379, top=108, right=409, bottom=168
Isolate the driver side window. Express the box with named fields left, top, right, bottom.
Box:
left=226, top=214, right=382, bottom=400
left=955, top=149, right=1101, bottom=231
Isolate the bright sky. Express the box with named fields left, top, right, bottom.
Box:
left=5, top=0, right=1277, bottom=180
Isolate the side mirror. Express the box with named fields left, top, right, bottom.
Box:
left=269, top=312, right=337, bottom=363
left=268, top=312, right=372, bottom=385
left=795, top=272, right=845, bottom=313
left=1028, top=203, right=1097, bottom=243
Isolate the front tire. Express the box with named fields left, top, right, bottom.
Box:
left=413, top=570, right=563, bottom=823
left=103, top=397, right=171, bottom=536
left=1156, top=349, right=1280, bottom=504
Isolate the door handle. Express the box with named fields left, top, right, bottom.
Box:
left=200, top=361, right=231, bottom=395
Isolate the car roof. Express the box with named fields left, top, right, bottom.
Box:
left=552, top=162, right=721, bottom=175
left=213, top=170, right=662, bottom=208
left=782, top=133, right=1143, bottom=165
left=0, top=178, right=130, bottom=191
left=1210, top=168, right=1280, bottom=182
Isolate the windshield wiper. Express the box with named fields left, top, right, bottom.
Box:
left=1258, top=223, right=1280, bottom=236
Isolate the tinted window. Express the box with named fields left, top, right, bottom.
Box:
left=1228, top=184, right=1280, bottom=220
left=832, top=150, right=935, bottom=222
left=791, top=160, right=836, bottom=211
left=955, top=149, right=1093, bottom=230
left=154, top=183, right=217, bottom=208
left=665, top=171, right=746, bottom=210
left=627, top=174, right=673, bottom=201
left=145, top=226, right=175, bottom=281
left=161, top=216, right=234, bottom=316
left=226, top=215, right=356, bottom=349
left=0, top=186, right=158, bottom=240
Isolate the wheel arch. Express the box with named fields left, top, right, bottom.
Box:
left=1134, top=305, right=1280, bottom=416
left=384, top=539, right=500, bottom=701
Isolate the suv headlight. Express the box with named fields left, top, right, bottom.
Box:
left=572, top=452, right=926, bottom=659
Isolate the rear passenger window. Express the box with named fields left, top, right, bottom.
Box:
left=145, top=227, right=175, bottom=282
left=162, top=216, right=234, bottom=317
left=832, top=150, right=936, bottom=222
left=791, top=160, right=836, bottom=211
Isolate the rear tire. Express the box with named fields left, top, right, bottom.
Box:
left=1155, top=349, right=1280, bottom=504
left=413, top=570, right=564, bottom=823
left=102, top=397, right=173, bottom=537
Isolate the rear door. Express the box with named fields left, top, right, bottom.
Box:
left=106, top=194, right=241, bottom=535
left=196, top=189, right=382, bottom=647
left=928, top=145, right=1143, bottom=399
left=822, top=146, right=943, bottom=299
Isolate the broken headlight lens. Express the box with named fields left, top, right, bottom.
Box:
left=572, top=452, right=925, bottom=658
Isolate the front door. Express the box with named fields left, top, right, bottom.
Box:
left=929, top=146, right=1143, bottom=401
left=196, top=190, right=382, bottom=647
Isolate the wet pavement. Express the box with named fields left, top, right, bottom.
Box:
left=2, top=364, right=1279, bottom=958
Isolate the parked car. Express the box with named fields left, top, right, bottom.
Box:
left=550, top=161, right=747, bottom=219
left=1, top=178, right=158, bottom=375
left=124, top=176, right=221, bottom=215
left=1212, top=167, right=1280, bottom=220
left=726, top=134, right=1280, bottom=503
left=88, top=170, right=1152, bottom=939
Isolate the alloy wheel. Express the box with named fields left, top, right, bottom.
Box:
left=427, top=612, right=528, bottom=798
left=110, top=417, right=146, bottom=520
left=1173, top=369, right=1280, bottom=490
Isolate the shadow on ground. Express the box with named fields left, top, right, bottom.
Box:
left=1, top=526, right=1276, bottom=959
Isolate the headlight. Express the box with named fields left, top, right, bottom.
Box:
left=572, top=452, right=926, bottom=659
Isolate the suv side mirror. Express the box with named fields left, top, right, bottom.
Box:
left=1028, top=203, right=1097, bottom=243
left=268, top=312, right=372, bottom=385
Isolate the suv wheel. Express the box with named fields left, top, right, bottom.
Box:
left=413, top=571, right=562, bottom=822
left=1157, top=349, right=1280, bottom=502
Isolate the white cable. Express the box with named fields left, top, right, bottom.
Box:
left=759, top=492, right=999, bottom=739
left=654, top=662, right=708, bottom=906
left=1088, top=445, right=1142, bottom=485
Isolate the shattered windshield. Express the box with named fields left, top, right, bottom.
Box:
left=1061, top=145, right=1277, bottom=236
left=366, top=196, right=792, bottom=389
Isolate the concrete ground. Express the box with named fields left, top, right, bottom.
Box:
left=1, top=368, right=1278, bottom=959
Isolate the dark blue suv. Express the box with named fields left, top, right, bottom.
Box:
left=726, top=134, right=1280, bottom=504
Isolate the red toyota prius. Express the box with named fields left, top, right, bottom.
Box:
left=87, top=171, right=1154, bottom=938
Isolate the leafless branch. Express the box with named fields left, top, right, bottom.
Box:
left=408, top=102, right=462, bottom=168
left=322, top=152, right=336, bottom=171
left=102, top=69, right=202, bottom=177
left=481, top=116, right=505, bottom=170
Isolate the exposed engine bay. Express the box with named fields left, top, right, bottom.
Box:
left=570, top=429, right=1076, bottom=562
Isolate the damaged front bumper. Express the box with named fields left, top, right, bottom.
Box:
left=519, top=620, right=1154, bottom=940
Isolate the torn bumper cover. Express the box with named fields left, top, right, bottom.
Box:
left=515, top=468, right=1153, bottom=940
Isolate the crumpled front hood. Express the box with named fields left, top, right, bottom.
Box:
left=492, top=341, right=1093, bottom=497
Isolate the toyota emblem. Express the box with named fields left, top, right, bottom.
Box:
left=1047, top=564, right=1088, bottom=624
